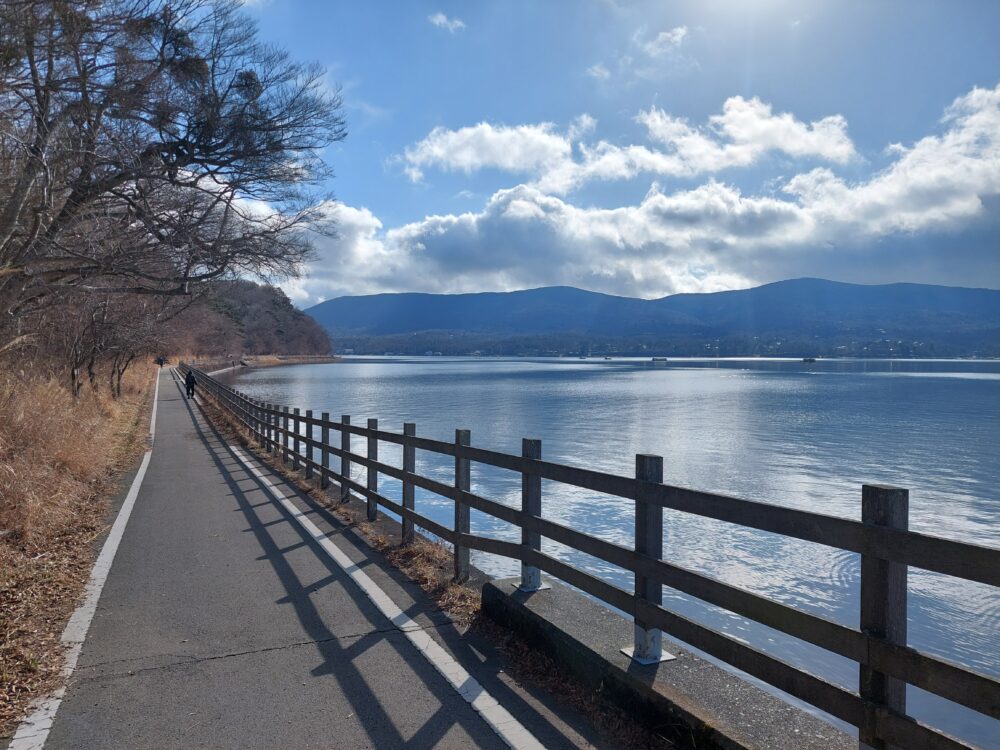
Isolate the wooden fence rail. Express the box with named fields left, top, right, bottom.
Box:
left=182, top=365, right=999, bottom=750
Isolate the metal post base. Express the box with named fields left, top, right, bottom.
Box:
left=621, top=645, right=676, bottom=664
left=512, top=580, right=551, bottom=593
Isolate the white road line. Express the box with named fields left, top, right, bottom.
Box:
left=9, top=371, right=162, bottom=749
left=149, top=366, right=160, bottom=444
left=228, top=445, right=546, bottom=750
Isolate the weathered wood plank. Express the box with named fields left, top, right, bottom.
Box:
left=520, top=438, right=543, bottom=591
left=402, top=423, right=416, bottom=545
left=454, top=429, right=471, bottom=583
left=860, top=485, right=908, bottom=750
left=320, top=412, right=330, bottom=490
left=875, top=708, right=977, bottom=750
left=340, top=415, right=351, bottom=502
left=366, top=418, right=379, bottom=521
left=633, top=454, right=665, bottom=662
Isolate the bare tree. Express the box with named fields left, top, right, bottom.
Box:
left=0, top=0, right=345, bottom=347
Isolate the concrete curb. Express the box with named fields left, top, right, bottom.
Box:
left=482, top=577, right=854, bottom=750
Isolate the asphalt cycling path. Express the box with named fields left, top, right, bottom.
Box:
left=21, top=368, right=602, bottom=749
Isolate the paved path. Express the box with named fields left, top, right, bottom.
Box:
left=23, top=370, right=596, bottom=749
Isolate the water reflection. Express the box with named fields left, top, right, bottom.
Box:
left=222, top=357, right=1000, bottom=747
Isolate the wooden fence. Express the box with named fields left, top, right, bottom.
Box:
left=182, top=365, right=999, bottom=750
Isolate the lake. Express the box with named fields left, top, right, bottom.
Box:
left=220, top=357, right=1000, bottom=747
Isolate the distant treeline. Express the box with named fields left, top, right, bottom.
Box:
left=313, top=280, right=1000, bottom=359
left=334, top=331, right=997, bottom=358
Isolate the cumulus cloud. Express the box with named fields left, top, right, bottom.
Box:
left=288, top=184, right=765, bottom=305
left=428, top=12, right=465, bottom=33
left=400, top=95, right=855, bottom=192
left=783, top=84, right=1000, bottom=237
left=638, top=96, right=856, bottom=170
left=288, top=83, right=1000, bottom=307
left=402, top=122, right=571, bottom=182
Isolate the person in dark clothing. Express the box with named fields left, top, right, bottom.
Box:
left=184, top=370, right=196, bottom=398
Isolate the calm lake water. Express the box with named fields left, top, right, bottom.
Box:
left=221, top=357, right=1000, bottom=747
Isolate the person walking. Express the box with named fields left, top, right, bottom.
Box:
left=184, top=370, right=196, bottom=399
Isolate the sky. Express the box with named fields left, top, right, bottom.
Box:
left=242, top=0, right=1000, bottom=306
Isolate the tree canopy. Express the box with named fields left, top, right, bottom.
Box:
left=0, top=0, right=345, bottom=386
left=0, top=0, right=344, bottom=320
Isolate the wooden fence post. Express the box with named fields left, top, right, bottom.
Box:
left=282, top=407, right=290, bottom=464
left=268, top=404, right=276, bottom=454
left=454, top=429, right=471, bottom=583
left=859, top=484, right=909, bottom=750
left=519, top=438, right=547, bottom=592
left=626, top=454, right=673, bottom=664
left=265, top=404, right=273, bottom=453
left=304, top=410, right=313, bottom=479
left=292, top=408, right=301, bottom=471
left=259, top=401, right=266, bottom=448
left=366, top=419, right=378, bottom=520
left=340, top=415, right=351, bottom=502
left=402, top=422, right=416, bottom=545
left=320, top=412, right=330, bottom=489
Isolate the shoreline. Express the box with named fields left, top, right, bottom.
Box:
left=188, top=354, right=340, bottom=374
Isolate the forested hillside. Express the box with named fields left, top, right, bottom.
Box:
left=171, top=281, right=331, bottom=357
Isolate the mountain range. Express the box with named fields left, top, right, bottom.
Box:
left=305, top=278, right=1000, bottom=357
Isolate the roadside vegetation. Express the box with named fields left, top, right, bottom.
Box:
left=0, top=362, right=151, bottom=735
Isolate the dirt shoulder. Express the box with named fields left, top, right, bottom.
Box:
left=0, top=367, right=154, bottom=739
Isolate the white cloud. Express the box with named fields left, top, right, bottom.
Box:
left=400, top=95, right=855, bottom=193
left=641, top=25, right=688, bottom=57
left=638, top=96, right=856, bottom=171
left=428, top=12, right=465, bottom=33
left=586, top=63, right=611, bottom=80
left=290, top=83, right=1000, bottom=307
left=567, top=113, right=597, bottom=141
left=402, top=122, right=571, bottom=182
left=784, top=84, right=1000, bottom=237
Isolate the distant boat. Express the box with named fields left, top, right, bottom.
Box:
left=802, top=357, right=817, bottom=363
left=603, top=356, right=612, bottom=360
left=651, top=357, right=668, bottom=367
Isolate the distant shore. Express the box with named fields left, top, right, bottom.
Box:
left=244, top=354, right=340, bottom=368
left=188, top=354, right=340, bottom=374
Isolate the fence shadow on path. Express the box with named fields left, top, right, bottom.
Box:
left=170, top=376, right=590, bottom=749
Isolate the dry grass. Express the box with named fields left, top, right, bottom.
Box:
left=0, top=365, right=153, bottom=737
left=199, top=390, right=674, bottom=749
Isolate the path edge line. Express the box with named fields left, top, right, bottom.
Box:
left=8, top=371, right=161, bottom=749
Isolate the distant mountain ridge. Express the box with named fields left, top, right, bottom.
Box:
left=305, top=278, right=1000, bottom=357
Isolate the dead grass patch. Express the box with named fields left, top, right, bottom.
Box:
left=0, top=365, right=153, bottom=737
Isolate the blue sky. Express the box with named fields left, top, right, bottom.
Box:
left=243, top=0, right=1000, bottom=305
